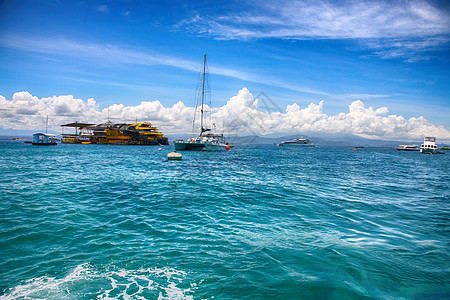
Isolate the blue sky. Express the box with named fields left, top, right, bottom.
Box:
left=0, top=0, right=449, bottom=140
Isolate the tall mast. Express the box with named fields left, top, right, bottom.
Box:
left=200, top=54, right=206, bottom=136
left=46, top=115, right=48, bottom=133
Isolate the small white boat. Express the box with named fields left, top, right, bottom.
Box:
left=395, top=145, right=419, bottom=151
left=167, top=151, right=182, bottom=160
left=420, top=137, right=438, bottom=154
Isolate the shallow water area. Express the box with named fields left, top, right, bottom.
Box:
left=0, top=142, right=449, bottom=299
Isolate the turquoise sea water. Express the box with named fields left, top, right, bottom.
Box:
left=0, top=141, right=449, bottom=299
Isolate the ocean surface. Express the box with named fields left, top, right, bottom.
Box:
left=0, top=141, right=449, bottom=299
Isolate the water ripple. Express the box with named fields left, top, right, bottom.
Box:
left=0, top=143, right=449, bottom=299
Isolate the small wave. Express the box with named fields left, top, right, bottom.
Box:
left=1, top=263, right=196, bottom=300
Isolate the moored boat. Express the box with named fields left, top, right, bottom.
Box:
left=32, top=116, right=57, bottom=145
left=278, top=138, right=315, bottom=147
left=32, top=133, right=58, bottom=145
left=173, top=54, right=230, bottom=151
left=395, top=144, right=419, bottom=151
left=420, top=137, right=438, bottom=154
left=167, top=151, right=182, bottom=160
left=174, top=133, right=231, bottom=151
left=61, top=121, right=168, bottom=145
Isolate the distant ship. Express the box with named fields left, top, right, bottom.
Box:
left=173, top=55, right=231, bottom=151
left=395, top=144, right=419, bottom=151
left=278, top=138, right=315, bottom=147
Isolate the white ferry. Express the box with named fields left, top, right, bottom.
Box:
left=279, top=138, right=315, bottom=147
left=395, top=145, right=419, bottom=151
left=420, top=137, right=438, bottom=154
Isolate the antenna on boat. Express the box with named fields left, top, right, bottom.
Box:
left=46, top=115, right=48, bottom=133
left=107, top=105, right=110, bottom=122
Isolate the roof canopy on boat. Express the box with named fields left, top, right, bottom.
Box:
left=33, top=133, right=57, bottom=137
left=60, top=122, right=96, bottom=128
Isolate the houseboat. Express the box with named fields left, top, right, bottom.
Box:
left=32, top=133, right=58, bottom=145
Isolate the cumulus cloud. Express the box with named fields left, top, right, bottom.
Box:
left=1, top=89, right=449, bottom=141
left=213, top=88, right=450, bottom=141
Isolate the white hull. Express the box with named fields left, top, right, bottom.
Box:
left=420, top=137, right=438, bottom=154
left=279, top=138, right=315, bottom=147
left=281, top=143, right=315, bottom=147
left=396, top=145, right=419, bottom=151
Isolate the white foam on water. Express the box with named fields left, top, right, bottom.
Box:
left=1, top=263, right=197, bottom=300
left=1, top=263, right=94, bottom=300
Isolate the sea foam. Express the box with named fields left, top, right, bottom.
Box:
left=1, top=263, right=195, bottom=300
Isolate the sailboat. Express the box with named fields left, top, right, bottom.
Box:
left=173, top=54, right=230, bottom=151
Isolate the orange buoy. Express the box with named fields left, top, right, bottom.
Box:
left=158, top=148, right=162, bottom=151
left=353, top=149, right=357, bottom=151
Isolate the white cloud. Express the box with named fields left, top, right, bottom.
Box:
left=180, top=0, right=450, bottom=61
left=0, top=35, right=347, bottom=98
left=1, top=89, right=449, bottom=141
left=184, top=0, right=449, bottom=39
left=0, top=35, right=261, bottom=82
left=0, top=36, right=200, bottom=72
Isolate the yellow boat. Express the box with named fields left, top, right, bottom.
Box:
left=60, top=121, right=169, bottom=145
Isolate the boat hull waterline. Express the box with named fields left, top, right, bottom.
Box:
left=278, top=138, right=315, bottom=147
left=395, top=145, right=419, bottom=151
left=174, top=140, right=230, bottom=151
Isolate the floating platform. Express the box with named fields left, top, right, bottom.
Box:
left=167, top=151, right=182, bottom=160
